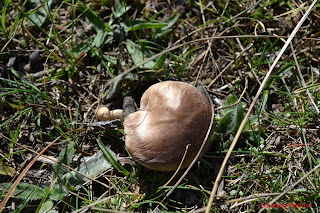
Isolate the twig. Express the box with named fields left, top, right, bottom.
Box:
left=204, top=1, right=318, bottom=212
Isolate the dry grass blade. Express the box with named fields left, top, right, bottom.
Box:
left=162, top=145, right=191, bottom=188
left=0, top=129, right=90, bottom=212
left=204, top=1, right=319, bottom=212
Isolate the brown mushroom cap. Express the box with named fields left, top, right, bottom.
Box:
left=123, top=81, right=212, bottom=171
left=96, top=106, right=111, bottom=121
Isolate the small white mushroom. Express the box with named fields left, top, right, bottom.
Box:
left=96, top=106, right=123, bottom=121
left=123, top=81, right=213, bottom=171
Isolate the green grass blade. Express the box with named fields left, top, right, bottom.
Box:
left=96, top=137, right=130, bottom=177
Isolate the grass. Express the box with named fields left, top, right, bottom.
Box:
left=0, top=0, right=320, bottom=212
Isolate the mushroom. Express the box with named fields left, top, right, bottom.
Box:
left=96, top=96, right=136, bottom=121
left=123, top=81, right=212, bottom=171
left=96, top=106, right=123, bottom=121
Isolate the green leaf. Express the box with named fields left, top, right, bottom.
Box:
left=0, top=107, right=32, bottom=129
left=125, top=39, right=156, bottom=69
left=71, top=42, right=92, bottom=58
left=0, top=163, right=16, bottom=176
left=243, top=115, right=258, bottom=132
left=96, top=138, right=130, bottom=177
left=154, top=53, right=166, bottom=70
left=13, top=182, right=43, bottom=213
left=294, top=188, right=309, bottom=192
left=121, top=19, right=167, bottom=32
left=261, top=89, right=269, bottom=112
left=1, top=0, right=11, bottom=37
left=93, top=30, right=109, bottom=48
left=9, top=68, right=43, bottom=95
left=36, top=184, right=56, bottom=213
left=105, top=73, right=138, bottom=100
left=53, top=144, right=75, bottom=179
left=78, top=1, right=105, bottom=31
left=49, top=184, right=68, bottom=200
left=152, top=14, right=179, bottom=40
left=38, top=200, right=58, bottom=213
left=0, top=183, right=46, bottom=201
left=216, top=97, right=244, bottom=137
left=222, top=95, right=238, bottom=113
left=106, top=73, right=138, bottom=100
left=103, top=54, right=118, bottom=65
left=230, top=190, right=237, bottom=196
left=27, top=0, right=53, bottom=27
left=78, top=1, right=109, bottom=48
left=62, top=150, right=115, bottom=187
left=49, top=142, right=126, bottom=200
left=113, top=0, right=131, bottom=19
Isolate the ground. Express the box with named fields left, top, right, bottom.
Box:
left=0, top=0, right=319, bottom=212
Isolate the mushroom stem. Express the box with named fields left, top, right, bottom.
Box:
left=109, top=109, right=123, bottom=120
left=122, top=96, right=136, bottom=121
